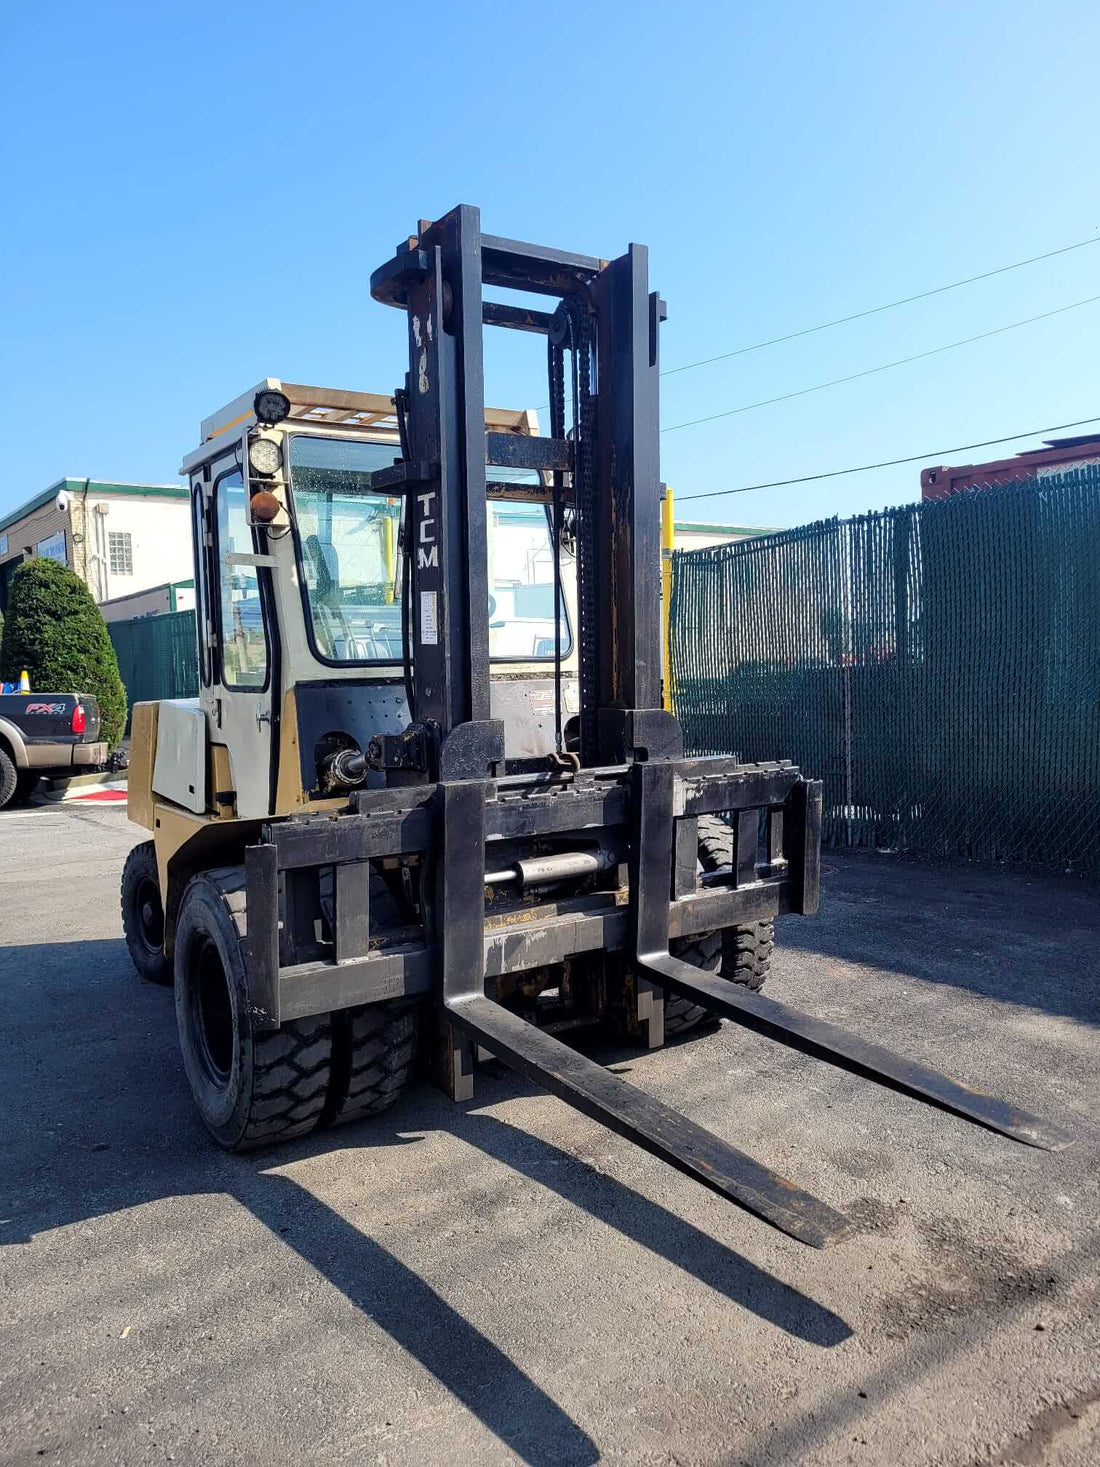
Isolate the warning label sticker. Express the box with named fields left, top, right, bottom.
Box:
left=420, top=591, right=438, bottom=646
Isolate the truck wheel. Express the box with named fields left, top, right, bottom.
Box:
left=120, top=841, right=171, bottom=985
left=324, top=1000, right=420, bottom=1127
left=174, top=867, right=333, bottom=1151
left=0, top=747, right=17, bottom=810
left=663, top=813, right=774, bottom=1035
left=11, top=772, right=40, bottom=805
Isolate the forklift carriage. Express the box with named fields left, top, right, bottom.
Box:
left=122, top=206, right=1067, bottom=1250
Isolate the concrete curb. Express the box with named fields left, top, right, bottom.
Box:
left=42, top=773, right=129, bottom=803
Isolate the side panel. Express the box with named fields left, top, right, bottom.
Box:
left=152, top=700, right=207, bottom=814
left=127, top=701, right=160, bottom=829
left=293, top=679, right=409, bottom=795
left=0, top=715, right=29, bottom=768
left=490, top=676, right=579, bottom=758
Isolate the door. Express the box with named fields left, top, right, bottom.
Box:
left=210, top=465, right=273, bottom=818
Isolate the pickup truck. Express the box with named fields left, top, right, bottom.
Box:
left=0, top=693, right=107, bottom=809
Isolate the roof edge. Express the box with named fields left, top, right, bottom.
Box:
left=1, top=478, right=187, bottom=537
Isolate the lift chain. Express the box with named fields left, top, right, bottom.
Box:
left=573, top=307, right=599, bottom=763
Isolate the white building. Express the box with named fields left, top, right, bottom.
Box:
left=97, top=580, right=197, bottom=624
left=0, top=478, right=192, bottom=613
left=673, top=519, right=780, bottom=551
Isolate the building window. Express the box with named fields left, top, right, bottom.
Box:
left=108, top=531, right=133, bottom=576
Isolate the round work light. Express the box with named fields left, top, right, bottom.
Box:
left=248, top=436, right=283, bottom=477
left=253, top=389, right=291, bottom=425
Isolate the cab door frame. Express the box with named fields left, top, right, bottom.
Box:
left=190, top=446, right=277, bottom=819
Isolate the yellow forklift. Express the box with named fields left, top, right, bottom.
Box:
left=121, top=206, right=1066, bottom=1248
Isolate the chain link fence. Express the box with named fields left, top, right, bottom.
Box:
left=108, top=610, right=199, bottom=731
left=671, top=465, right=1100, bottom=872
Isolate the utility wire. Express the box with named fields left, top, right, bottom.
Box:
left=529, top=232, right=1100, bottom=415
left=673, top=414, right=1100, bottom=503
left=661, top=233, right=1100, bottom=378
left=661, top=294, right=1100, bottom=434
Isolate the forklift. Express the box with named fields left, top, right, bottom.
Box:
left=121, top=206, right=1067, bottom=1248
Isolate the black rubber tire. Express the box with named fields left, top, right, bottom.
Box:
left=662, top=813, right=774, bottom=1035
left=120, top=841, right=171, bottom=985
left=664, top=930, right=723, bottom=1035
left=0, top=747, right=18, bottom=811
left=11, top=771, right=40, bottom=805
left=324, top=1000, right=420, bottom=1127
left=174, top=866, right=333, bottom=1151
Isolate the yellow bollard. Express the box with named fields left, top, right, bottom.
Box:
left=661, top=487, right=674, bottom=711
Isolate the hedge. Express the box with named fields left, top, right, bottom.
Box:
left=0, top=558, right=128, bottom=748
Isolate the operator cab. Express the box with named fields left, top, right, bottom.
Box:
left=178, top=380, right=578, bottom=820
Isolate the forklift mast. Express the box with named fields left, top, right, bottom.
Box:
left=370, top=206, right=664, bottom=778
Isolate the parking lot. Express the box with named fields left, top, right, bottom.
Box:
left=1, top=801, right=1098, bottom=1466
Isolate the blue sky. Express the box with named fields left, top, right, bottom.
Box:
left=1, top=0, right=1097, bottom=530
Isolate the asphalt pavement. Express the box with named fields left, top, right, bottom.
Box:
left=1, top=801, right=1098, bottom=1466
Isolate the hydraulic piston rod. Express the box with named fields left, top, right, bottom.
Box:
left=484, top=848, right=620, bottom=889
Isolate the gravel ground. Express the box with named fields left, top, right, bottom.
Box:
left=1, top=803, right=1097, bottom=1466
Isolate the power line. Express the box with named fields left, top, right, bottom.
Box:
left=661, top=294, right=1100, bottom=435
left=673, top=415, right=1100, bottom=503
left=528, top=232, right=1100, bottom=416
left=661, top=233, right=1100, bottom=378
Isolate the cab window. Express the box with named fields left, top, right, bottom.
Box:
left=287, top=436, right=572, bottom=665
left=215, top=468, right=268, bottom=689
left=191, top=483, right=210, bottom=687
left=289, top=436, right=404, bottom=665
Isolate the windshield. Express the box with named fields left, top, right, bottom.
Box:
left=488, top=499, right=572, bottom=659
left=289, top=436, right=572, bottom=665
left=289, top=435, right=404, bottom=662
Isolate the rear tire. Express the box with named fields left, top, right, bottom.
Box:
left=121, top=841, right=171, bottom=985
left=662, top=814, right=774, bottom=1035
left=325, top=1001, right=420, bottom=1126
left=663, top=931, right=723, bottom=1035
left=0, top=748, right=17, bottom=810
left=174, top=867, right=333, bottom=1151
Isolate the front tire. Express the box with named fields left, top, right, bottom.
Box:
left=174, top=867, right=333, bottom=1151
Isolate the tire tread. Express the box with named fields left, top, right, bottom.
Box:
left=206, top=868, right=332, bottom=1150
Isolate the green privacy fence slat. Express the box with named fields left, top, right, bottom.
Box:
left=108, top=610, right=199, bottom=730
left=671, top=465, right=1100, bottom=872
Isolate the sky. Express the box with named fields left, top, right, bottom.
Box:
left=1, top=0, right=1097, bottom=532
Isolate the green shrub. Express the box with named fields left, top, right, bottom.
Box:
left=0, top=558, right=127, bottom=747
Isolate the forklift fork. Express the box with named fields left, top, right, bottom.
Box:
left=631, top=761, right=1071, bottom=1155
left=431, top=766, right=1068, bottom=1251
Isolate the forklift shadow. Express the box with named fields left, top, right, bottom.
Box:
left=260, top=1042, right=852, bottom=1348
left=232, top=1169, right=603, bottom=1466
left=389, top=1105, right=852, bottom=1346
left=4, top=937, right=849, bottom=1467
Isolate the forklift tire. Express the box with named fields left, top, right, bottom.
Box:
left=324, top=1000, right=420, bottom=1127
left=663, top=814, right=774, bottom=1035
left=0, top=747, right=17, bottom=810
left=120, top=841, right=171, bottom=985
left=174, top=867, right=333, bottom=1151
